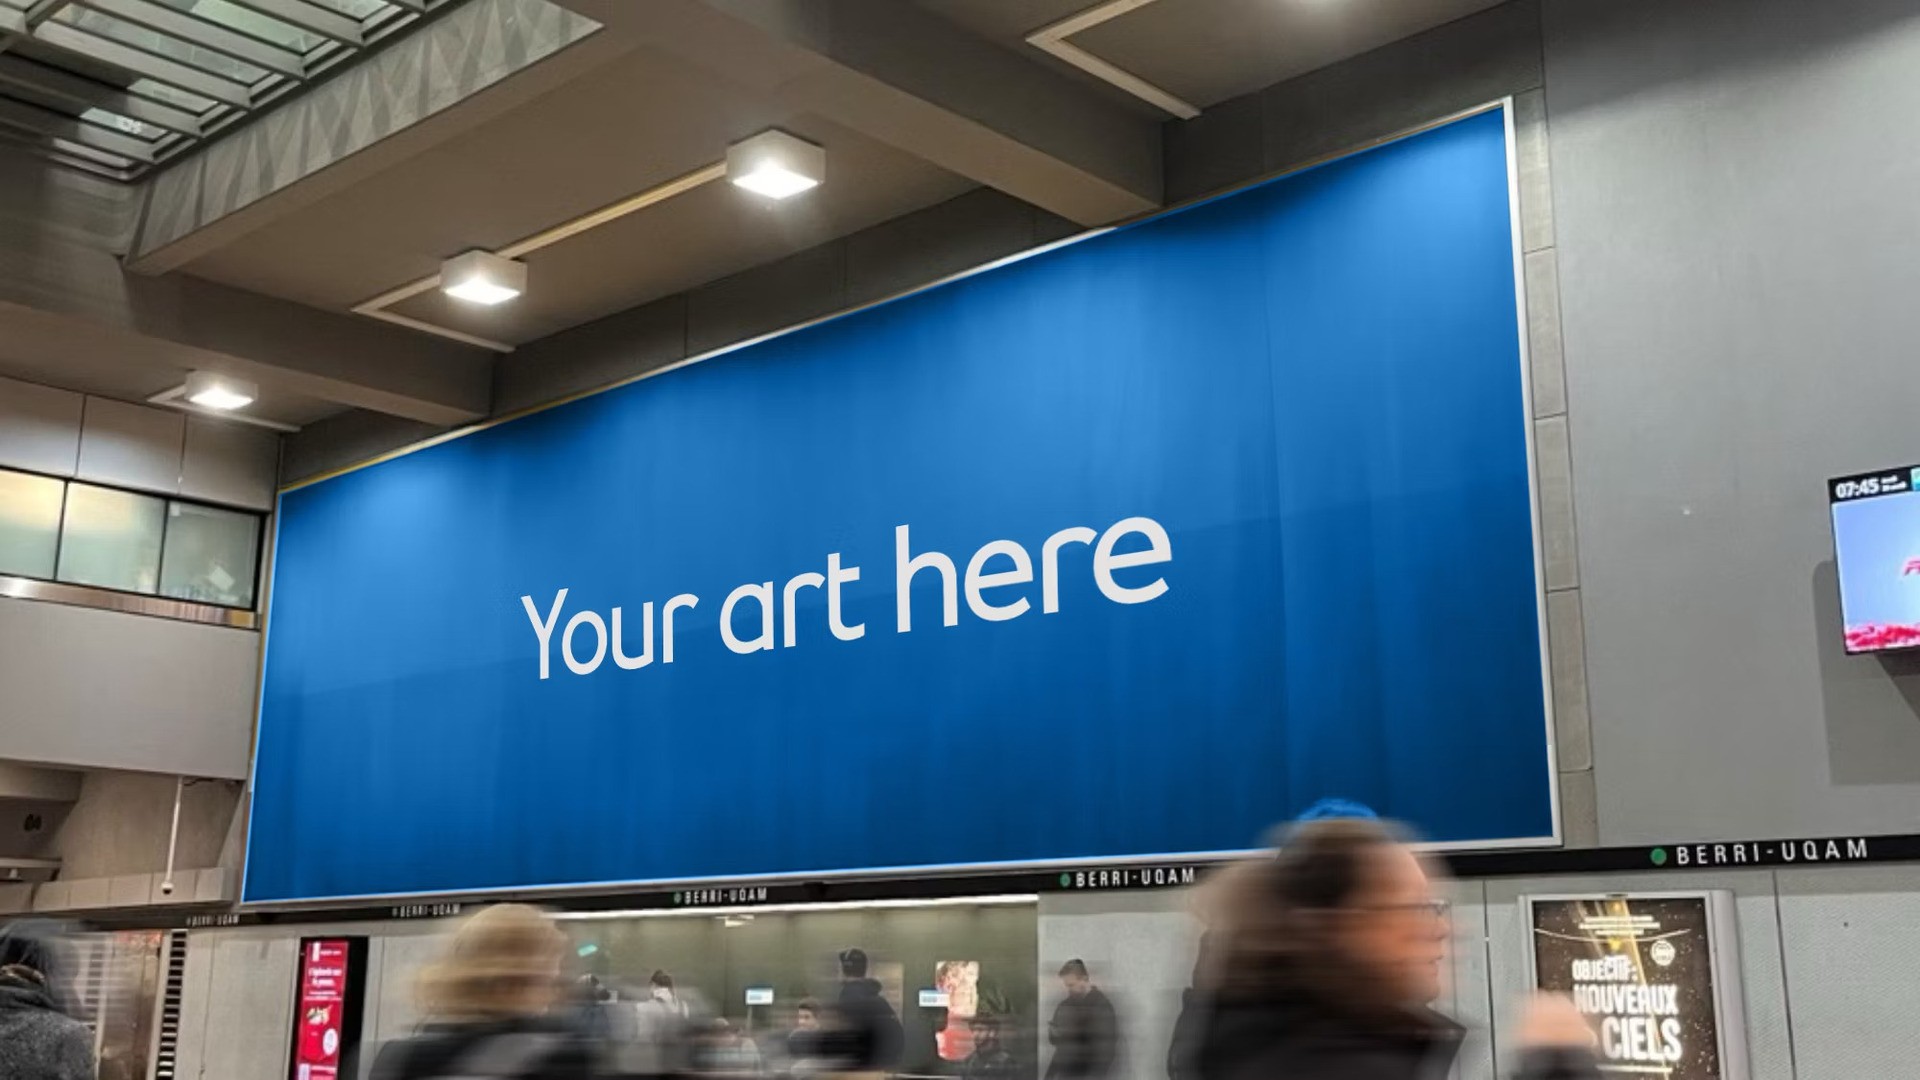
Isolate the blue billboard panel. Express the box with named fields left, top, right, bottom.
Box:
left=247, top=106, right=1552, bottom=903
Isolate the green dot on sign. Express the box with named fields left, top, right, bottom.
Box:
left=673, top=892, right=683, bottom=904
left=1650, top=848, right=1668, bottom=866
left=1059, top=873, right=1072, bottom=887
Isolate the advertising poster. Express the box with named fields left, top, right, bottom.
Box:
left=935, top=960, right=981, bottom=1061
left=1527, top=895, right=1746, bottom=1080
left=249, top=104, right=1554, bottom=903
left=291, top=939, right=350, bottom=1080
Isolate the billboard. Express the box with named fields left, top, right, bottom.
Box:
left=1526, top=894, right=1749, bottom=1080
left=246, top=104, right=1552, bottom=902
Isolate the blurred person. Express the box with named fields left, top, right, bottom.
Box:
left=0, top=919, right=93, bottom=1080
left=1170, top=799, right=1374, bottom=1080
left=370, top=904, right=594, bottom=1080
left=692, top=1018, right=763, bottom=1074
left=960, top=1014, right=1020, bottom=1080
left=1046, top=960, right=1117, bottom=1080
left=785, top=999, right=825, bottom=1063
left=612, top=970, right=693, bottom=1080
left=1182, top=818, right=1599, bottom=1080
left=830, top=948, right=903, bottom=1071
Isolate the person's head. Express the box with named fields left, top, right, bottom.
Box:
left=1203, top=818, right=1448, bottom=1016
left=973, top=1014, right=1004, bottom=1048
left=417, top=904, right=567, bottom=1022
left=795, top=999, right=820, bottom=1030
left=838, top=947, right=868, bottom=980
left=649, top=969, right=675, bottom=1001
left=0, top=920, right=67, bottom=986
left=1058, top=959, right=1092, bottom=997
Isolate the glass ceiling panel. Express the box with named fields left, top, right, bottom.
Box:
left=127, top=76, right=217, bottom=113
left=304, top=0, right=392, bottom=19
left=164, top=0, right=322, bottom=52
left=81, top=104, right=166, bottom=139
left=0, top=0, right=465, bottom=180
left=55, top=6, right=271, bottom=85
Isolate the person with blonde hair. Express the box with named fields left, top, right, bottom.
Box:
left=371, top=904, right=596, bottom=1080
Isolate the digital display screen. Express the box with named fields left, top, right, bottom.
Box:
left=744, top=987, right=774, bottom=1006
left=1829, top=465, right=1920, bottom=652
left=291, top=940, right=350, bottom=1080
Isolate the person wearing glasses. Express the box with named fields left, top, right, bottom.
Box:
left=1183, top=818, right=1599, bottom=1080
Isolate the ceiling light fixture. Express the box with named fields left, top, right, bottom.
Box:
left=184, top=371, right=257, bottom=411
left=441, top=250, right=527, bottom=305
left=726, top=130, right=825, bottom=200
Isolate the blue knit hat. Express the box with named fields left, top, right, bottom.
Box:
left=1295, top=797, right=1378, bottom=821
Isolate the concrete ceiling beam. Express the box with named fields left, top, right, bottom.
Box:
left=556, top=0, right=1163, bottom=226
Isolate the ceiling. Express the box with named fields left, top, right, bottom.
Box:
left=172, top=0, right=1511, bottom=360
left=177, top=44, right=976, bottom=347
left=916, top=0, right=1506, bottom=110
left=0, top=302, right=345, bottom=425
left=0, top=0, right=1522, bottom=431
left=0, top=0, right=463, bottom=181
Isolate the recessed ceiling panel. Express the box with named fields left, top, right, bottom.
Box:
left=0, top=0, right=467, bottom=180
left=181, top=45, right=976, bottom=347
left=1072, top=0, right=1506, bottom=108
left=917, top=0, right=1506, bottom=112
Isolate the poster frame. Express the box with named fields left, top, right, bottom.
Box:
left=1519, top=890, right=1750, bottom=1080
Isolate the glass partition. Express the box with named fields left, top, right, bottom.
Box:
left=560, top=900, right=1041, bottom=1080
left=159, top=500, right=261, bottom=608
left=56, top=482, right=166, bottom=594
left=0, top=469, right=64, bottom=579
left=0, top=467, right=266, bottom=611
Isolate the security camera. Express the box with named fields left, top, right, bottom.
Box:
left=159, top=880, right=175, bottom=896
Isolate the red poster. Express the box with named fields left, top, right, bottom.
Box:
left=293, top=939, right=349, bottom=1080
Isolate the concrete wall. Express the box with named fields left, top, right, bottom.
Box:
left=1541, top=0, right=1920, bottom=843
left=47, top=771, right=240, bottom=879
left=0, top=374, right=279, bottom=507
left=0, top=376, right=272, bottom=780
left=1043, top=863, right=1920, bottom=1080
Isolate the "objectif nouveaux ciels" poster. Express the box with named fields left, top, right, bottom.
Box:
left=1525, top=893, right=1749, bottom=1080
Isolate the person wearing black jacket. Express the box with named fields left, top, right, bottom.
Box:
left=371, top=905, right=595, bottom=1080
left=0, top=920, right=93, bottom=1080
left=830, top=948, right=903, bottom=1071
left=1179, top=818, right=1601, bottom=1080
left=1046, top=960, right=1117, bottom=1080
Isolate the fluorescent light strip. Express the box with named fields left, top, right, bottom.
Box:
left=553, top=894, right=1039, bottom=922
left=1026, top=0, right=1200, bottom=120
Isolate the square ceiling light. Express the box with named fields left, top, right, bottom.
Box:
left=441, top=250, right=527, bottom=305
left=726, top=130, right=825, bottom=199
left=184, top=371, right=257, bottom=411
